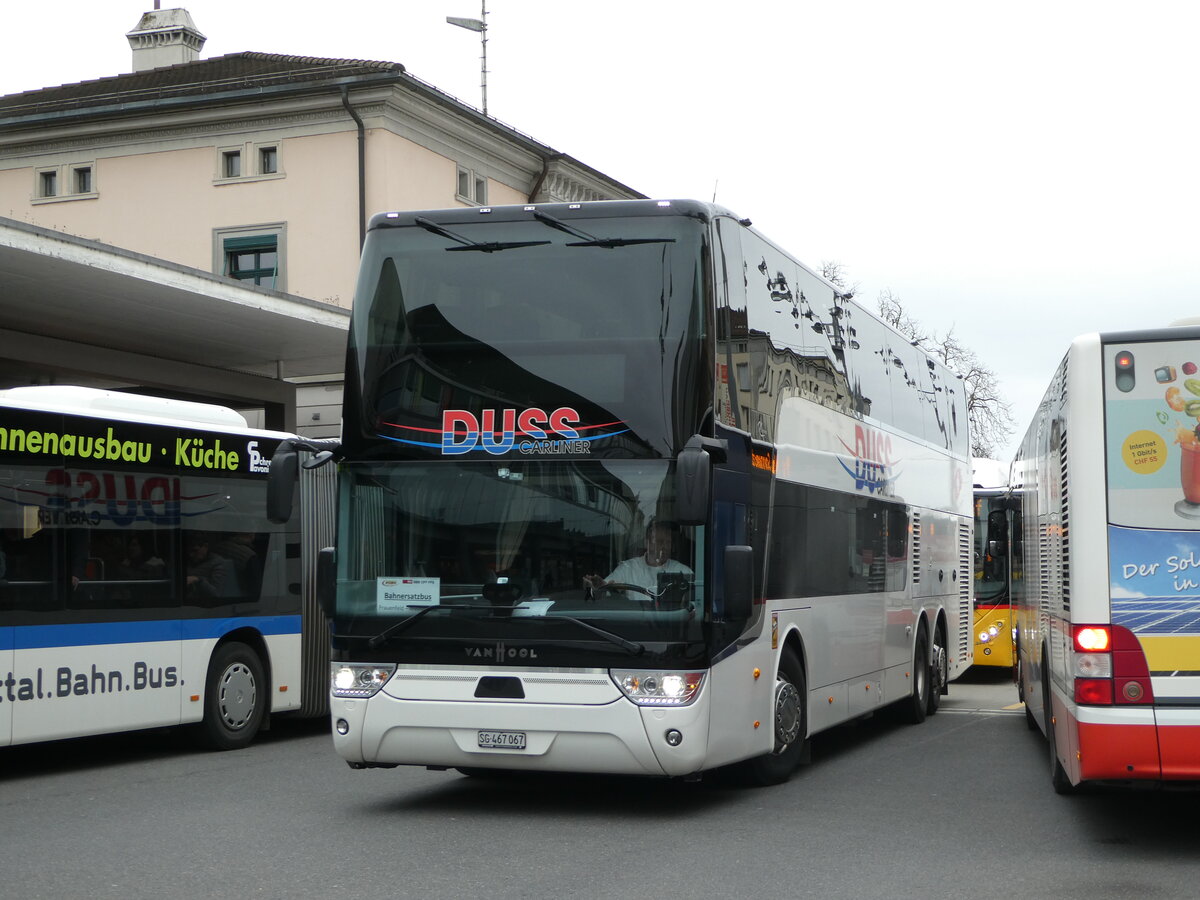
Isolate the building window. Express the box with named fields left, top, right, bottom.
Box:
left=222, top=150, right=241, bottom=179
left=259, top=146, right=278, bottom=175
left=74, top=166, right=92, bottom=194
left=39, top=170, right=57, bottom=198
left=456, top=165, right=488, bottom=205
left=223, top=234, right=278, bottom=287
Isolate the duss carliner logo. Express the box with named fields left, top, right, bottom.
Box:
left=379, top=406, right=628, bottom=456
left=838, top=424, right=897, bottom=495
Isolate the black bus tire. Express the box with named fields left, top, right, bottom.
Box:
left=199, top=641, right=266, bottom=751
left=926, top=624, right=947, bottom=716
left=900, top=628, right=930, bottom=724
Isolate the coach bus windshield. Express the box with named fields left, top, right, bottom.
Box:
left=332, top=458, right=706, bottom=667
left=345, top=212, right=708, bottom=460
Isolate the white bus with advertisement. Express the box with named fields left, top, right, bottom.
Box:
left=0, top=386, right=332, bottom=750
left=1014, top=325, right=1200, bottom=790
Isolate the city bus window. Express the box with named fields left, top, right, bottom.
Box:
left=0, top=469, right=57, bottom=612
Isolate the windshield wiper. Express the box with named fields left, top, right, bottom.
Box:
left=367, top=603, right=492, bottom=648
left=415, top=216, right=549, bottom=253
left=541, top=614, right=644, bottom=655
left=531, top=210, right=674, bottom=249
left=566, top=238, right=675, bottom=248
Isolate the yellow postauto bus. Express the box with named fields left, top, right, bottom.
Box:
left=972, top=458, right=1013, bottom=668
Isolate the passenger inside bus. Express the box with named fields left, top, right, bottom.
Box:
left=117, top=535, right=166, bottom=580
left=186, top=535, right=238, bottom=599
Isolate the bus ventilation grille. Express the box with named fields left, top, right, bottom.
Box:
left=957, top=521, right=971, bottom=663
left=1059, top=431, right=1070, bottom=612
left=911, top=512, right=922, bottom=586
left=1038, top=523, right=1052, bottom=618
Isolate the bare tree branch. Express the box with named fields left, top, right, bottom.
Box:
left=874, top=288, right=1014, bottom=458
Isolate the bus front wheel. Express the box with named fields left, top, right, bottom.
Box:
left=742, top=648, right=807, bottom=786
left=199, top=641, right=266, bottom=751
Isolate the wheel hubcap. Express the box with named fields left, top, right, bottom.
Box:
left=219, top=663, right=257, bottom=730
left=774, top=678, right=802, bottom=750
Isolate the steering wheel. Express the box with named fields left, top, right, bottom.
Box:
left=595, top=581, right=655, bottom=599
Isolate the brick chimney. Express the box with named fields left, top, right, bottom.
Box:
left=126, top=7, right=206, bottom=72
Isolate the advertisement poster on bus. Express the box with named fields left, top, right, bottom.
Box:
left=1105, top=340, right=1200, bottom=529
left=1105, top=340, right=1200, bottom=674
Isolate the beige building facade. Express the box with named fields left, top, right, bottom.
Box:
left=0, top=7, right=642, bottom=433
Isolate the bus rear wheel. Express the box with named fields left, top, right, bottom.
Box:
left=926, top=625, right=946, bottom=716
left=199, top=642, right=266, bottom=751
left=900, top=629, right=930, bottom=724
left=742, top=648, right=807, bottom=786
left=1043, top=668, right=1075, bottom=795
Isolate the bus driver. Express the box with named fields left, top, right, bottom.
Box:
left=584, top=519, right=692, bottom=597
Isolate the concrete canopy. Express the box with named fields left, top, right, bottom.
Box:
left=0, top=216, right=350, bottom=426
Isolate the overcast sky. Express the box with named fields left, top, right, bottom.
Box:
left=3, top=1, right=1199, bottom=461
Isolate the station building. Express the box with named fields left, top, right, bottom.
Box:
left=0, top=7, right=642, bottom=433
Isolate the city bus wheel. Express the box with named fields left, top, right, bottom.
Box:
left=199, top=642, right=266, bottom=751
left=900, top=629, right=930, bottom=724
left=1044, top=674, right=1075, bottom=795
left=1017, top=654, right=1037, bottom=731
left=926, top=625, right=947, bottom=716
left=743, top=649, right=807, bottom=786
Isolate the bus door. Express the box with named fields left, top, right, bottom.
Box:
left=706, top=458, right=776, bottom=762
left=0, top=627, right=11, bottom=746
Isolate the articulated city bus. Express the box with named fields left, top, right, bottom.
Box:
left=1014, top=325, right=1200, bottom=791
left=275, top=199, right=973, bottom=784
left=971, top=458, right=1013, bottom=669
left=0, top=386, right=332, bottom=749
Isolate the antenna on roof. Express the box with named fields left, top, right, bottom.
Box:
left=447, top=1, right=489, bottom=116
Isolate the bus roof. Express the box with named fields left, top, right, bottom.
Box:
left=0, top=385, right=256, bottom=432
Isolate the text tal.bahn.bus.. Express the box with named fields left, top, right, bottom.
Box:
left=0, top=386, right=331, bottom=750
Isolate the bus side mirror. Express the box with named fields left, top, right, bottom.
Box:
left=317, top=546, right=336, bottom=618
left=676, top=437, right=718, bottom=526
left=267, top=442, right=299, bottom=524
left=723, top=544, right=754, bottom=620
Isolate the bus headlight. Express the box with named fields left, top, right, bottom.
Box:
left=611, top=670, right=705, bottom=706
left=331, top=663, right=396, bottom=698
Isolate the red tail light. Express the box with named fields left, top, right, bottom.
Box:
left=1071, top=624, right=1153, bottom=706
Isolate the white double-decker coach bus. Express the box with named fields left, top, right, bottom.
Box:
left=1014, top=324, right=1200, bottom=791
left=0, top=386, right=332, bottom=750
left=273, top=199, right=973, bottom=784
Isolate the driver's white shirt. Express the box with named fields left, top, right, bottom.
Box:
left=605, top=556, right=692, bottom=594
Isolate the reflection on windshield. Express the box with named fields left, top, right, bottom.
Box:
left=334, top=460, right=706, bottom=649
left=349, top=215, right=707, bottom=460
